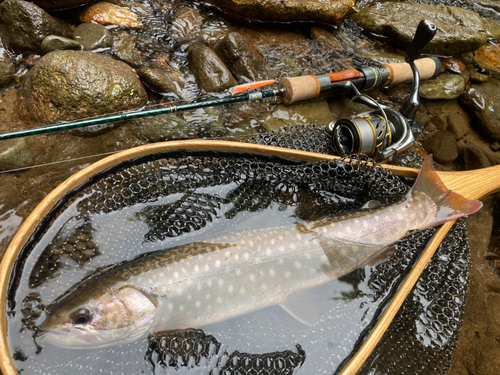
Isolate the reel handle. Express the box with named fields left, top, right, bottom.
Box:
left=406, top=20, right=438, bottom=62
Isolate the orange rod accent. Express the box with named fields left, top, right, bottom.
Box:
left=229, top=79, right=276, bottom=95
left=325, top=69, right=361, bottom=82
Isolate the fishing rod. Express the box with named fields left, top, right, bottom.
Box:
left=0, top=57, right=438, bottom=141
left=0, top=20, right=439, bottom=163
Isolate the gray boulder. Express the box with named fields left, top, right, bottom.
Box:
left=352, top=3, right=489, bottom=55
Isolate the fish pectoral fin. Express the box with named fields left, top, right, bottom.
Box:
left=169, top=307, right=198, bottom=330
left=365, top=244, right=396, bottom=267
left=279, top=289, right=323, bottom=326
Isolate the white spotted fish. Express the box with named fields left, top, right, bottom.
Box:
left=39, top=156, right=482, bottom=349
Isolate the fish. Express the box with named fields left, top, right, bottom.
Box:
left=38, top=155, right=482, bottom=349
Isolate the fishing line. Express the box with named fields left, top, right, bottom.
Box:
left=0, top=150, right=121, bottom=174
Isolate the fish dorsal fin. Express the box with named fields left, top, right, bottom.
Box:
left=279, top=289, right=324, bottom=326
left=412, top=155, right=482, bottom=226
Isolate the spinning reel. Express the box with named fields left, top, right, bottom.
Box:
left=330, top=20, right=438, bottom=162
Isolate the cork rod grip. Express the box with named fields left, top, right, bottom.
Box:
left=279, top=75, right=321, bottom=105
left=385, top=57, right=441, bottom=86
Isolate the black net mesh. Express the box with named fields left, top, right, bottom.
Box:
left=8, top=125, right=470, bottom=375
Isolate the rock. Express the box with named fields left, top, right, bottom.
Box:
left=0, top=61, right=15, bottom=86
left=463, top=144, right=492, bottom=170
left=466, top=65, right=491, bottom=83
left=447, top=103, right=472, bottom=140
left=30, top=0, right=100, bottom=12
left=419, top=74, right=465, bottom=100
left=474, top=43, right=500, bottom=80
left=73, top=23, right=113, bottom=51
left=214, top=32, right=270, bottom=82
left=41, top=35, right=83, bottom=54
left=134, top=114, right=190, bottom=142
left=20, top=50, right=148, bottom=126
left=310, top=27, right=343, bottom=56
left=442, top=57, right=466, bottom=74
left=260, top=100, right=333, bottom=131
left=355, top=47, right=405, bottom=65
left=171, top=7, right=203, bottom=44
left=201, top=20, right=231, bottom=48
left=461, top=82, right=500, bottom=141
left=187, top=42, right=237, bottom=93
left=208, top=0, right=353, bottom=24
left=137, top=66, right=185, bottom=98
left=0, top=180, right=20, bottom=216
left=482, top=17, right=500, bottom=39
left=0, top=0, right=73, bottom=55
left=424, top=130, right=459, bottom=163
left=352, top=3, right=489, bottom=55
left=79, top=2, right=142, bottom=28
left=112, top=30, right=145, bottom=68
left=183, top=106, right=226, bottom=138
left=0, top=138, right=34, bottom=171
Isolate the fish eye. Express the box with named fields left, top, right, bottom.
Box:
left=72, top=307, right=92, bottom=324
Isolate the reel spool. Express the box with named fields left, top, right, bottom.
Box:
left=330, top=20, right=438, bottom=162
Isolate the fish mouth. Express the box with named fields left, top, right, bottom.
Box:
left=39, top=325, right=103, bottom=348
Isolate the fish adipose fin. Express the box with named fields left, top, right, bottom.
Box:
left=412, top=155, right=482, bottom=226
left=279, top=289, right=324, bottom=326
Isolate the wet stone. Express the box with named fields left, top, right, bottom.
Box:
left=352, top=3, right=489, bottom=55
left=310, top=27, right=343, bottom=56
left=425, top=130, right=459, bottom=164
left=460, top=82, right=500, bottom=141
left=214, top=32, right=270, bottom=82
left=209, top=0, right=354, bottom=24
left=0, top=60, right=15, bottom=86
left=463, top=144, right=492, bottom=170
left=187, top=42, right=237, bottom=93
left=41, top=35, right=83, bottom=54
left=474, top=43, right=500, bottom=80
left=170, top=7, right=203, bottom=44
left=73, top=23, right=113, bottom=51
left=79, top=2, right=142, bottom=28
left=134, top=114, right=190, bottom=142
left=442, top=58, right=466, bottom=74
left=20, top=50, right=148, bottom=125
left=0, top=138, right=34, bottom=171
left=0, top=0, right=73, bottom=55
left=482, top=17, right=500, bottom=40
left=137, top=66, right=185, bottom=98
left=260, top=100, right=334, bottom=132
left=419, top=74, right=465, bottom=100
left=112, top=30, right=145, bottom=68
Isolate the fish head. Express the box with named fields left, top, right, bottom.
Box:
left=39, top=282, right=157, bottom=349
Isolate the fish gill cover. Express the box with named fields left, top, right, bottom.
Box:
left=7, top=127, right=471, bottom=374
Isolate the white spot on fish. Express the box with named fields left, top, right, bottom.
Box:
left=295, top=261, right=302, bottom=269
left=205, top=294, right=211, bottom=300
left=168, top=303, right=173, bottom=310
left=290, top=243, right=297, bottom=250
left=194, top=265, right=200, bottom=272
left=195, top=301, right=201, bottom=308
left=187, top=294, right=192, bottom=301
left=215, top=260, right=221, bottom=267
left=234, top=254, right=239, bottom=261
left=225, top=251, right=231, bottom=257
left=269, top=268, right=276, bottom=276
left=354, top=219, right=359, bottom=224
left=305, top=253, right=312, bottom=260
left=249, top=274, right=256, bottom=281
left=179, top=305, right=184, bottom=311
left=279, top=259, right=284, bottom=264
left=228, top=286, right=234, bottom=293
left=270, top=239, right=276, bottom=245
left=261, top=284, right=268, bottom=291
left=239, top=287, right=245, bottom=295
left=284, top=271, right=291, bottom=278
left=266, top=248, right=272, bottom=256
left=296, top=233, right=302, bottom=240
left=174, top=272, right=179, bottom=278
left=207, top=279, right=213, bottom=287
left=236, top=268, right=241, bottom=276
left=217, top=296, right=223, bottom=303
left=249, top=241, right=254, bottom=247
left=196, top=283, right=202, bottom=291
left=244, top=253, right=250, bottom=260
left=204, top=264, right=209, bottom=271
left=218, top=279, right=224, bottom=286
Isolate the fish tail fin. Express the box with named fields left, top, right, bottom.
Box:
left=412, top=155, right=482, bottom=226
